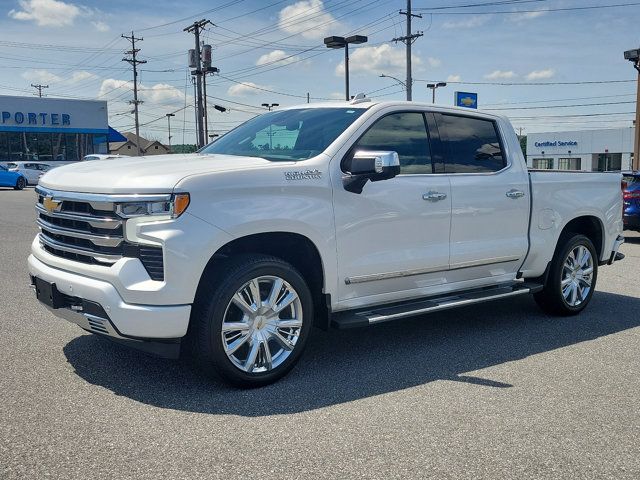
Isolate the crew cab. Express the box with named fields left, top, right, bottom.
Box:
left=28, top=99, right=625, bottom=387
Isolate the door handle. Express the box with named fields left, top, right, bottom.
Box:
left=505, top=189, right=525, bottom=199
left=423, top=191, right=447, bottom=202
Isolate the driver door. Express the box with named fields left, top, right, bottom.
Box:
left=332, top=111, right=452, bottom=309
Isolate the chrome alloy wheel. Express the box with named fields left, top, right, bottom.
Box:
left=561, top=245, right=594, bottom=307
left=221, top=275, right=303, bottom=374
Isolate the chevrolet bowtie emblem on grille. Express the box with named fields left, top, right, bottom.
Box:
left=43, top=196, right=62, bottom=213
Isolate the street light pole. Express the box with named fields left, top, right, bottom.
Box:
left=324, top=35, right=368, bottom=101
left=379, top=74, right=407, bottom=91
left=261, top=103, right=279, bottom=150
left=625, top=48, right=640, bottom=171
left=166, top=113, right=175, bottom=152
left=427, top=82, right=447, bottom=103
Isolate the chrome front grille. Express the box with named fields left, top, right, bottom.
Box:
left=35, top=187, right=166, bottom=280
left=36, top=189, right=124, bottom=265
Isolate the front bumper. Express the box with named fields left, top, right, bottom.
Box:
left=29, top=254, right=191, bottom=343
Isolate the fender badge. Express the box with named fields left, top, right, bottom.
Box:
left=284, top=169, right=322, bottom=180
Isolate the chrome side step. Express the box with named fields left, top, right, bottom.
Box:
left=332, top=283, right=543, bottom=329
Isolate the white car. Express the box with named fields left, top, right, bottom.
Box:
left=7, top=162, right=52, bottom=185
left=82, top=154, right=129, bottom=161
left=29, top=99, right=625, bottom=388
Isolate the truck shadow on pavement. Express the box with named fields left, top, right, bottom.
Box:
left=63, top=291, right=640, bottom=416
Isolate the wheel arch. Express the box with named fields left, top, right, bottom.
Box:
left=558, top=215, right=604, bottom=260
left=197, top=231, right=330, bottom=329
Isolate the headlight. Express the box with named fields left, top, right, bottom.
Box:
left=116, top=193, right=190, bottom=219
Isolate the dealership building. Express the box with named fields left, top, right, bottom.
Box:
left=0, top=95, right=110, bottom=163
left=526, top=127, right=635, bottom=172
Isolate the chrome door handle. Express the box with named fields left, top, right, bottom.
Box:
left=505, top=189, right=525, bottom=199
left=423, top=191, right=447, bottom=202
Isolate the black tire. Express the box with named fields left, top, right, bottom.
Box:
left=534, top=233, right=598, bottom=316
left=14, top=176, right=26, bottom=190
left=188, top=254, right=313, bottom=388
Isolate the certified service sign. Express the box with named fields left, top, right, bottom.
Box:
left=455, top=91, right=478, bottom=109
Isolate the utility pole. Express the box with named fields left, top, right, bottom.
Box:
left=122, top=32, right=147, bottom=156
left=166, top=113, right=175, bottom=152
left=31, top=84, right=48, bottom=97
left=392, top=0, right=423, bottom=101
left=184, top=19, right=212, bottom=148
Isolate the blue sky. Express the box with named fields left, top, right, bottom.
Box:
left=0, top=0, right=639, bottom=143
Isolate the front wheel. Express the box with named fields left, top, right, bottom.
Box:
left=189, top=254, right=313, bottom=388
left=14, top=176, right=26, bottom=190
left=534, top=233, right=598, bottom=316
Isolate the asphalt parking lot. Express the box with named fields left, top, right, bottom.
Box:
left=1, top=187, right=639, bottom=479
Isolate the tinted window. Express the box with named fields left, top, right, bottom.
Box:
left=202, top=108, right=366, bottom=161
left=439, top=114, right=505, bottom=173
left=353, top=112, right=431, bottom=174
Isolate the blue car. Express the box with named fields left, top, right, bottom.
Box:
left=0, top=164, right=27, bottom=190
left=623, top=171, right=640, bottom=232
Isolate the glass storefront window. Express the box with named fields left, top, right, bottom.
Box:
left=532, top=158, right=554, bottom=169
left=593, top=153, right=622, bottom=171
left=0, top=131, right=107, bottom=163
left=558, top=157, right=581, bottom=170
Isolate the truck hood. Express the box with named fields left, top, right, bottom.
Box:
left=39, top=154, right=287, bottom=193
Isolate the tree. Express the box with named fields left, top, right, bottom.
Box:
left=519, top=135, right=527, bottom=156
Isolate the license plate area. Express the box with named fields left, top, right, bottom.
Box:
left=34, top=277, right=65, bottom=309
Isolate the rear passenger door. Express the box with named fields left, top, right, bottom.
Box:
left=434, top=112, right=529, bottom=279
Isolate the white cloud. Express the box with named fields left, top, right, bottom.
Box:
left=278, top=0, right=339, bottom=40
left=140, top=83, right=185, bottom=104
left=525, top=69, right=555, bottom=80
left=9, top=0, right=80, bottom=27
left=69, top=70, right=97, bottom=83
left=447, top=74, right=461, bottom=82
left=484, top=70, right=517, bottom=80
left=227, top=82, right=267, bottom=97
left=511, top=9, right=548, bottom=22
left=427, top=57, right=442, bottom=68
left=442, top=15, right=491, bottom=29
left=98, top=79, right=185, bottom=105
left=256, top=50, right=300, bottom=66
left=91, top=20, right=110, bottom=32
left=336, top=44, right=421, bottom=76
left=21, top=69, right=62, bottom=84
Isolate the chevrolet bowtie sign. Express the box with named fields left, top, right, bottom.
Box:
left=455, top=91, right=478, bottom=109
left=43, top=197, right=62, bottom=213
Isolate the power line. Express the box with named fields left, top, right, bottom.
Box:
left=415, top=78, right=636, bottom=86
left=485, top=100, right=637, bottom=111
left=414, top=1, right=640, bottom=14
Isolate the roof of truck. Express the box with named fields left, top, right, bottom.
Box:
left=281, top=98, right=505, bottom=120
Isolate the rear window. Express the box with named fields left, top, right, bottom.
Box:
left=7, top=163, right=17, bottom=169
left=83, top=156, right=100, bottom=161
left=438, top=114, right=505, bottom=173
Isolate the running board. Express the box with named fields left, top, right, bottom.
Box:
left=331, top=283, right=543, bottom=329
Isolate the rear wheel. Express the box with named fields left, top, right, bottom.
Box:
left=14, top=177, right=25, bottom=190
left=189, top=254, right=313, bottom=388
left=534, top=233, right=598, bottom=316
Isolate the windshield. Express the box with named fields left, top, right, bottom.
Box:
left=201, top=107, right=366, bottom=161
left=7, top=163, right=17, bottom=169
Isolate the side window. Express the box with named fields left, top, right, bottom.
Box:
left=353, top=112, right=432, bottom=174
left=438, top=114, right=505, bottom=173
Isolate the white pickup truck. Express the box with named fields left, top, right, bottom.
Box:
left=29, top=99, right=625, bottom=387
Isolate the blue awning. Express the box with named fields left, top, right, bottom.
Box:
left=107, top=126, right=127, bottom=142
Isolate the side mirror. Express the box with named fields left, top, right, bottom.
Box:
left=343, top=150, right=401, bottom=194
